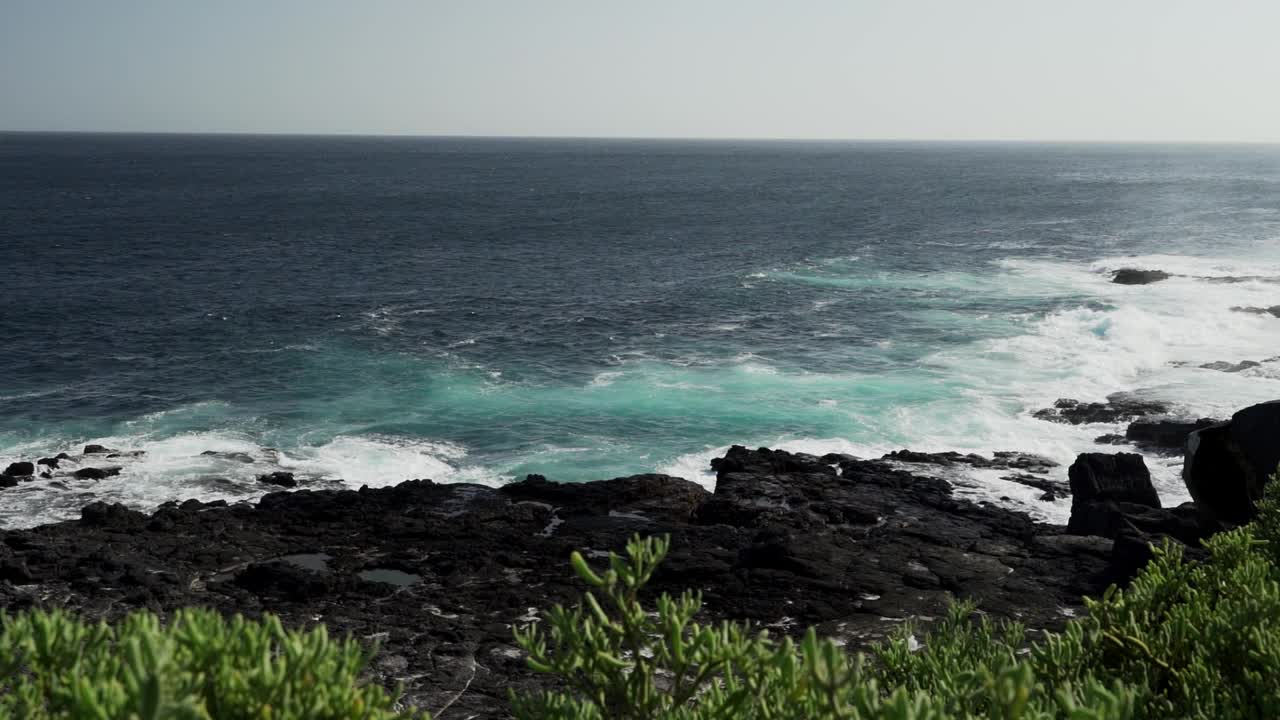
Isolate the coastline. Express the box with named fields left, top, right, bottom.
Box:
left=0, top=432, right=1239, bottom=717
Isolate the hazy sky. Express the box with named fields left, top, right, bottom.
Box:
left=2, top=0, right=1278, bottom=141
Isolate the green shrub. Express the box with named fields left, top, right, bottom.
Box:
left=0, top=608, right=420, bottom=719
left=511, top=536, right=1139, bottom=719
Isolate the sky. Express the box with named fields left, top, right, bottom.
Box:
left=2, top=0, right=1278, bottom=142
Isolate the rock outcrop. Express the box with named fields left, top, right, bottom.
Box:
left=2, top=462, right=34, bottom=478
left=0, top=446, right=1124, bottom=718
left=1066, top=453, right=1160, bottom=538
left=1230, top=306, right=1280, bottom=318
left=1034, top=394, right=1170, bottom=425
left=257, top=471, right=297, bottom=488
left=1184, top=401, right=1280, bottom=525
left=1125, top=418, right=1221, bottom=452
left=1112, top=269, right=1170, bottom=285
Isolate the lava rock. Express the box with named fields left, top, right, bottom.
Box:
left=83, top=444, right=113, bottom=455
left=257, top=471, right=297, bottom=488
left=80, top=502, right=148, bottom=529
left=1200, top=360, right=1261, bottom=373
left=1112, top=268, right=1170, bottom=285
left=1184, top=400, right=1280, bottom=525
left=201, top=450, right=256, bottom=464
left=36, top=457, right=60, bottom=469
left=74, top=467, right=121, bottom=480
left=2, top=461, right=34, bottom=477
left=1067, top=453, right=1159, bottom=538
left=235, top=560, right=335, bottom=601
left=1003, top=473, right=1068, bottom=496
left=1125, top=418, right=1221, bottom=451
left=1034, top=394, right=1170, bottom=425
left=1230, top=306, right=1280, bottom=318
left=0, top=558, right=35, bottom=584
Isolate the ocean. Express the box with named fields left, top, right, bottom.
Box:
left=2, top=133, right=1279, bottom=528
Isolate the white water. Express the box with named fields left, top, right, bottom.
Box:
left=4, top=251, right=1279, bottom=528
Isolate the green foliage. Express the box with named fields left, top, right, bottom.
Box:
left=0, top=608, right=420, bottom=719
left=514, top=476, right=1280, bottom=720
left=511, top=536, right=1140, bottom=719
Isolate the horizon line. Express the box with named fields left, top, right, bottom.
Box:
left=2, top=129, right=1279, bottom=146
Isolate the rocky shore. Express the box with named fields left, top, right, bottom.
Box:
left=0, top=400, right=1277, bottom=717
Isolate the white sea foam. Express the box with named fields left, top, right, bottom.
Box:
left=588, top=371, right=624, bottom=387
left=0, top=430, right=498, bottom=529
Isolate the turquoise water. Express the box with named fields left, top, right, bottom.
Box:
left=3, top=135, right=1280, bottom=526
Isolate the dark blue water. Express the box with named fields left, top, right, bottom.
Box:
left=3, top=133, right=1279, bottom=526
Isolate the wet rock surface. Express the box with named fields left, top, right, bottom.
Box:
left=0, top=446, right=1128, bottom=718
left=1125, top=418, right=1221, bottom=452
left=1230, top=305, right=1280, bottom=318
left=1033, top=394, right=1171, bottom=425
left=1111, top=268, right=1170, bottom=285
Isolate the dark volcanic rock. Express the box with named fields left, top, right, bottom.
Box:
left=74, top=467, right=121, bottom=480
left=1003, top=473, right=1068, bottom=498
left=1185, top=400, right=1280, bottom=525
left=883, top=449, right=1058, bottom=473
left=1034, top=394, right=1170, bottom=425
left=1094, top=434, right=1128, bottom=446
left=1067, top=453, right=1159, bottom=538
left=1112, top=268, right=1170, bottom=285
left=257, top=471, right=297, bottom=488
left=0, top=446, right=1125, bottom=717
left=1125, top=418, right=1221, bottom=452
left=36, top=457, right=60, bottom=469
left=1230, top=305, right=1280, bottom=318
left=80, top=502, right=148, bottom=529
left=235, top=559, right=335, bottom=601
left=501, top=473, right=708, bottom=523
left=3, top=461, right=34, bottom=477
left=83, top=444, right=113, bottom=455
left=1200, top=360, right=1261, bottom=373
left=201, top=450, right=257, bottom=464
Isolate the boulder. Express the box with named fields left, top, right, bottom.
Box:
left=83, top=444, right=113, bottom=454
left=1184, top=400, right=1280, bottom=525
left=257, top=471, right=297, bottom=488
left=1125, top=418, right=1221, bottom=451
left=1112, top=268, right=1170, bottom=285
left=80, top=502, right=148, bottom=529
left=36, top=457, right=60, bottom=469
left=1067, top=453, right=1159, bottom=537
left=2, top=461, right=34, bottom=477
left=74, top=466, right=122, bottom=480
